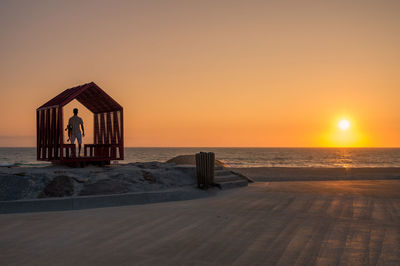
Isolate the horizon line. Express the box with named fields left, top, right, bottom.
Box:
left=1, top=146, right=400, bottom=149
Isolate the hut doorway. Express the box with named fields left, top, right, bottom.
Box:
left=63, top=99, right=93, bottom=148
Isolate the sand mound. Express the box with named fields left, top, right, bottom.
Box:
left=166, top=155, right=227, bottom=167
left=0, top=163, right=197, bottom=201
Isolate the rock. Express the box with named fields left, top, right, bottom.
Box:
left=14, top=172, right=26, bottom=176
left=38, top=175, right=74, bottom=198
left=79, top=179, right=130, bottom=196
left=0, top=159, right=200, bottom=200
left=141, top=170, right=156, bottom=183
left=133, top=162, right=165, bottom=169
left=71, top=176, right=88, bottom=183
left=0, top=173, right=32, bottom=201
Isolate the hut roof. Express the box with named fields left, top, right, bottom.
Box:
left=37, top=82, right=122, bottom=113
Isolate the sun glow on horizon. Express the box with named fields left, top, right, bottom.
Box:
left=338, top=119, right=350, bottom=131
left=319, top=116, right=370, bottom=147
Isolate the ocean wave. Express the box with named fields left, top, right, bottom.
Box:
left=1, top=148, right=400, bottom=168
left=0, top=162, right=51, bottom=168
left=0, top=163, right=14, bottom=167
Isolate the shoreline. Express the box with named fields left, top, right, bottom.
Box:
left=2, top=147, right=400, bottom=169
left=3, top=162, right=400, bottom=169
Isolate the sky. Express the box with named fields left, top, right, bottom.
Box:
left=0, top=0, right=399, bottom=147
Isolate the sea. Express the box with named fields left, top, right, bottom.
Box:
left=0, top=147, right=400, bottom=168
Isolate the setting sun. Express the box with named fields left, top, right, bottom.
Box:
left=319, top=116, right=370, bottom=147
left=338, top=119, right=350, bottom=131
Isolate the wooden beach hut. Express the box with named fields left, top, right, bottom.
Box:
left=37, top=82, right=124, bottom=165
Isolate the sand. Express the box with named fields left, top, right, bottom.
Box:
left=1, top=177, right=400, bottom=265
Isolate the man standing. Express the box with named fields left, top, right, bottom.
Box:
left=68, top=108, right=85, bottom=156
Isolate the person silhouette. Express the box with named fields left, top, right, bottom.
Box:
left=68, top=108, right=85, bottom=156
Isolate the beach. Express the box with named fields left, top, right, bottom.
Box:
left=2, top=0, right=400, bottom=264
left=1, top=165, right=400, bottom=265
left=1, top=178, right=400, bottom=265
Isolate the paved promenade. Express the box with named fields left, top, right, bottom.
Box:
left=1, top=180, right=400, bottom=265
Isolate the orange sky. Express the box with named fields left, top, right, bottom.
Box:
left=0, top=0, right=399, bottom=147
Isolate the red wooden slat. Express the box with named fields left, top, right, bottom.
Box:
left=40, top=110, right=45, bottom=159
left=42, top=109, right=46, bottom=159
left=36, top=111, right=40, bottom=160
left=113, top=111, right=120, bottom=145
left=81, top=89, right=109, bottom=113
left=90, top=83, right=122, bottom=112
left=59, top=108, right=64, bottom=160
left=51, top=109, right=55, bottom=159
left=76, top=87, right=100, bottom=113
left=48, top=109, right=52, bottom=159
left=38, top=89, right=71, bottom=109
left=58, top=83, right=91, bottom=107
left=39, top=82, right=122, bottom=112
left=81, top=86, right=108, bottom=112
left=112, top=111, right=117, bottom=144
left=41, top=110, right=46, bottom=159
left=106, top=112, right=112, bottom=144
left=38, top=84, right=86, bottom=110
left=99, top=113, right=106, bottom=144
left=64, top=82, right=122, bottom=111
left=103, top=112, right=108, bottom=144
left=115, top=111, right=121, bottom=158
left=51, top=108, right=57, bottom=159
left=94, top=113, right=99, bottom=145
left=120, top=109, right=124, bottom=159
left=46, top=84, right=89, bottom=109
left=97, top=94, right=111, bottom=113
left=39, top=110, right=43, bottom=160
left=46, top=109, right=51, bottom=160
left=54, top=108, right=59, bottom=159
